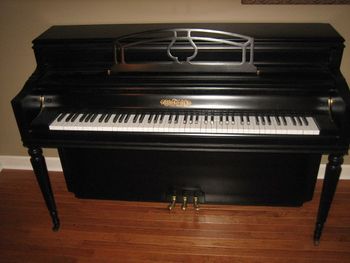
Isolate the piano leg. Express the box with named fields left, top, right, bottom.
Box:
left=313, top=154, right=343, bottom=245
left=28, top=147, right=60, bottom=231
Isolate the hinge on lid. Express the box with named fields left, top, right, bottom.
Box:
left=328, top=97, right=334, bottom=122
left=39, top=95, right=45, bottom=113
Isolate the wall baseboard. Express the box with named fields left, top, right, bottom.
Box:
left=0, top=155, right=349, bottom=179
left=0, top=155, right=62, bottom=172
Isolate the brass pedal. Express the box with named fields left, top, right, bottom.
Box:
left=193, top=196, right=200, bottom=211
left=181, top=196, right=188, bottom=211
left=168, top=195, right=176, bottom=211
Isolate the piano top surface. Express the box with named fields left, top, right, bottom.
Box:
left=34, top=23, right=344, bottom=43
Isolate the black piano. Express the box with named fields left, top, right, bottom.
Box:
left=12, top=23, right=350, bottom=244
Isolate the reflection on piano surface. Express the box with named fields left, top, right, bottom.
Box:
left=12, top=23, right=350, bottom=244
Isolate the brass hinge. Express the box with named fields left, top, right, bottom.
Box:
left=39, top=95, right=45, bottom=113
left=328, top=97, right=334, bottom=122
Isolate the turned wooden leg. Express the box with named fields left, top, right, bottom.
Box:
left=28, top=147, right=60, bottom=231
left=313, top=154, right=343, bottom=245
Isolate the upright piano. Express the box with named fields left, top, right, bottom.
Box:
left=12, top=23, right=350, bottom=244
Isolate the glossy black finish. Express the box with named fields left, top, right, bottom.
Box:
left=314, top=154, right=343, bottom=245
left=28, top=147, right=59, bottom=231
left=11, top=24, right=350, bottom=243
left=59, top=148, right=321, bottom=206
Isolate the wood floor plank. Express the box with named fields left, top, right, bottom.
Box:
left=0, top=169, right=350, bottom=262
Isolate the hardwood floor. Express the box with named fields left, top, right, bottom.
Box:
left=0, top=169, right=350, bottom=263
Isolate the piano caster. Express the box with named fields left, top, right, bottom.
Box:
left=193, top=196, right=200, bottom=211
left=168, top=195, right=177, bottom=211
left=181, top=196, right=188, bottom=211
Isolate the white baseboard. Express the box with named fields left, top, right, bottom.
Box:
left=0, top=155, right=349, bottom=179
left=0, top=155, right=62, bottom=172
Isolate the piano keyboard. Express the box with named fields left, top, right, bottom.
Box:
left=49, top=112, right=320, bottom=135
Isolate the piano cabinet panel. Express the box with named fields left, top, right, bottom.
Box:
left=58, top=148, right=321, bottom=206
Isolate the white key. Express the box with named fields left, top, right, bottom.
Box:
left=249, top=116, right=260, bottom=134
left=242, top=115, right=250, bottom=134
left=271, top=116, right=283, bottom=135
left=85, top=114, right=102, bottom=131
left=306, top=117, right=320, bottom=135
left=193, top=115, right=202, bottom=133
left=264, top=116, right=276, bottom=134
left=123, top=114, right=135, bottom=131
left=66, top=113, right=83, bottom=130
left=178, top=115, right=186, bottom=133
left=217, top=116, right=226, bottom=134
left=100, top=114, right=115, bottom=131
left=234, top=116, right=243, bottom=133
left=49, top=113, right=66, bottom=130
left=285, top=117, right=297, bottom=135
left=293, top=116, right=304, bottom=135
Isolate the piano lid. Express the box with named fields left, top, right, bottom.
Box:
left=34, top=23, right=344, bottom=43
left=31, top=23, right=345, bottom=75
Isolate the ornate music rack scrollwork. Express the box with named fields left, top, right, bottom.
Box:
left=110, top=28, right=257, bottom=73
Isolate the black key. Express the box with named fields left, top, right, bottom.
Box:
left=275, top=116, right=281, bottom=126
left=231, top=114, right=235, bottom=124
left=139, top=114, right=145, bottom=123
left=118, top=114, right=125, bottom=123
left=104, top=113, right=112, bottom=123
left=99, top=114, right=106, bottom=123
left=65, top=113, right=75, bottom=122
left=168, top=114, right=173, bottom=124
left=148, top=114, right=153, bottom=123
left=113, top=114, right=120, bottom=123
left=84, top=113, right=93, bottom=122
left=79, top=113, right=87, bottom=122
left=195, top=114, right=199, bottom=124
left=204, top=114, right=208, bottom=124
left=260, top=116, right=265, bottom=125
left=219, top=115, right=223, bottom=124
left=266, top=116, right=272, bottom=125
left=291, top=116, right=297, bottom=126
left=210, top=115, right=214, bottom=124
left=245, top=115, right=250, bottom=125
left=159, top=114, right=164, bottom=124
left=71, top=113, right=79, bottom=122
left=189, top=114, right=193, bottom=124
left=133, top=114, right=139, bottom=123
left=296, top=116, right=303, bottom=126
left=124, top=114, right=131, bottom=123
left=90, top=114, right=98, bottom=122
left=57, top=113, right=66, bottom=122
left=153, top=114, right=159, bottom=124
left=302, top=116, right=309, bottom=126
left=174, top=114, right=179, bottom=124
left=240, top=115, right=244, bottom=124
left=183, top=114, right=187, bottom=124
left=225, top=115, right=229, bottom=124
left=281, top=116, right=287, bottom=126
left=255, top=116, right=259, bottom=125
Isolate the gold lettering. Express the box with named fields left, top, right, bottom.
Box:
left=160, top=99, right=192, bottom=107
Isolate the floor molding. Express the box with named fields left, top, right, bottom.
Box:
left=0, top=155, right=349, bottom=179
left=0, top=155, right=62, bottom=172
